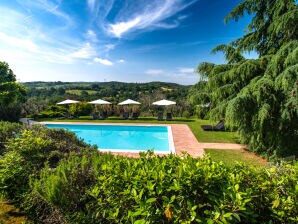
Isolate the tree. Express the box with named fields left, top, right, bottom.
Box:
left=0, top=62, right=16, bottom=82
left=0, top=62, right=27, bottom=121
left=192, top=0, right=298, bottom=158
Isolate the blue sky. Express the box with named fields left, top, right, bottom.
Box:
left=0, top=0, right=252, bottom=85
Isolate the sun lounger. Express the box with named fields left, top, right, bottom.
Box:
left=130, top=112, right=139, bottom=120
left=157, top=112, right=163, bottom=121
left=92, top=111, right=99, bottom=119
left=166, top=113, right=172, bottom=121
left=121, top=111, right=129, bottom=120
left=201, top=120, right=225, bottom=131
left=100, top=111, right=108, bottom=120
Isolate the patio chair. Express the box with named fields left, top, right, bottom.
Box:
left=92, top=111, right=99, bottom=119
left=100, top=111, right=108, bottom=120
left=157, top=112, right=163, bottom=121
left=166, top=112, right=172, bottom=121
left=121, top=111, right=129, bottom=120
left=130, top=112, right=139, bottom=120
left=201, top=120, right=225, bottom=131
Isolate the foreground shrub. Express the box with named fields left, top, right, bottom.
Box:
left=25, top=152, right=298, bottom=223
left=0, top=121, right=23, bottom=153
left=0, top=125, right=94, bottom=200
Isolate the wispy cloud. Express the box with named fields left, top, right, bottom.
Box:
left=17, top=0, right=73, bottom=28
left=145, top=67, right=195, bottom=78
left=145, top=69, right=164, bottom=75
left=106, top=0, right=198, bottom=37
left=86, top=30, right=98, bottom=42
left=94, top=57, right=113, bottom=66
left=69, top=43, right=96, bottom=59
left=87, top=0, right=96, bottom=11
left=105, top=44, right=115, bottom=51
left=178, top=68, right=194, bottom=73
left=0, top=5, right=115, bottom=65
left=118, top=59, right=125, bottom=63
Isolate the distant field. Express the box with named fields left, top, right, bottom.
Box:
left=66, top=89, right=98, bottom=95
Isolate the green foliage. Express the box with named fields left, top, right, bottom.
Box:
left=225, top=0, right=298, bottom=56
left=190, top=0, right=298, bottom=158
left=25, top=152, right=297, bottom=223
left=0, top=62, right=16, bottom=82
left=225, top=41, right=298, bottom=158
left=0, top=62, right=27, bottom=121
left=0, top=121, right=23, bottom=153
left=24, top=81, right=192, bottom=117
left=0, top=125, right=93, bottom=200
left=69, top=102, right=93, bottom=116
left=37, top=105, right=67, bottom=118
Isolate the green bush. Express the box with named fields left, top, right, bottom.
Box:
left=0, top=125, right=94, bottom=200
left=37, top=105, right=67, bottom=118
left=25, top=152, right=298, bottom=223
left=0, top=123, right=297, bottom=223
left=0, top=121, right=23, bottom=153
left=182, top=110, right=191, bottom=118
left=69, top=102, right=92, bottom=116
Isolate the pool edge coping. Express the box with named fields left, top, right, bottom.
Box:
left=41, top=122, right=176, bottom=154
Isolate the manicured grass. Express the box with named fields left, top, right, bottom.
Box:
left=188, top=120, right=239, bottom=143
left=38, top=116, right=239, bottom=143
left=205, top=148, right=267, bottom=167
left=0, top=198, right=27, bottom=224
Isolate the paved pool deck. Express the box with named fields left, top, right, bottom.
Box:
left=38, top=121, right=246, bottom=158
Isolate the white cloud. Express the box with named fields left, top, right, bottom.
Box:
left=145, top=69, right=164, bottom=75
left=107, top=0, right=198, bottom=38
left=69, top=43, right=96, bottom=59
left=0, top=32, right=38, bottom=51
left=86, top=30, right=98, bottom=42
left=178, top=68, right=194, bottom=73
left=118, top=59, right=125, bottom=63
left=93, top=57, right=113, bottom=66
left=18, top=0, right=73, bottom=28
left=109, top=17, right=141, bottom=37
left=87, top=0, right=96, bottom=11
left=105, top=44, right=115, bottom=51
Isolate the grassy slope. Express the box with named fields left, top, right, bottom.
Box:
left=39, top=117, right=239, bottom=143
left=205, top=148, right=267, bottom=167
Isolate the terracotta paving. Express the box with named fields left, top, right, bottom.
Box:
left=38, top=121, right=246, bottom=158
left=169, top=124, right=204, bottom=158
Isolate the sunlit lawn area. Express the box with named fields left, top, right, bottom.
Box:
left=205, top=148, right=267, bottom=167
left=38, top=116, right=239, bottom=143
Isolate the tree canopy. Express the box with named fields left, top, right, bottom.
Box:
left=0, top=62, right=26, bottom=121
left=191, top=0, right=298, bottom=158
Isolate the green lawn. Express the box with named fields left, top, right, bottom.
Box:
left=205, top=148, right=267, bottom=167
left=38, top=116, right=239, bottom=143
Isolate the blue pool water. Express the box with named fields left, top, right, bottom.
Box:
left=45, top=124, right=172, bottom=152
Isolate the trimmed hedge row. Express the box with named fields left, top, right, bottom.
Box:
left=26, top=153, right=297, bottom=224
left=0, top=122, right=297, bottom=223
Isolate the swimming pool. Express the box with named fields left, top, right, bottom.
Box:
left=45, top=123, right=175, bottom=154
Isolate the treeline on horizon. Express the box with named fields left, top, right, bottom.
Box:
left=22, top=81, right=194, bottom=118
